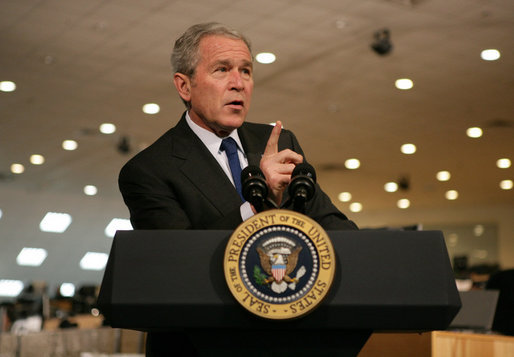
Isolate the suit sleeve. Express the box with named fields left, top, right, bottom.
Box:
left=119, top=159, right=244, bottom=230
left=279, top=129, right=359, bottom=231
left=119, top=160, right=192, bottom=230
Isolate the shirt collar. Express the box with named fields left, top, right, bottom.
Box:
left=185, top=111, right=244, bottom=154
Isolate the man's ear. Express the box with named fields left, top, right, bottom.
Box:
left=173, top=73, right=191, bottom=102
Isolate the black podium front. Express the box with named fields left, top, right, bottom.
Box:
left=98, top=230, right=461, bottom=356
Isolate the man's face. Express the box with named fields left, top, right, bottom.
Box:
left=184, top=35, right=253, bottom=137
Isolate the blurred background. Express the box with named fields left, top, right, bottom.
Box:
left=0, top=0, right=513, bottom=334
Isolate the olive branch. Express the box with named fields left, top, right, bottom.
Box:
left=253, top=265, right=267, bottom=285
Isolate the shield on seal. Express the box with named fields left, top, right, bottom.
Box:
left=272, top=264, right=286, bottom=282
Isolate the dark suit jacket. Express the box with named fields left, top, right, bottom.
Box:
left=119, top=113, right=357, bottom=355
left=119, top=113, right=357, bottom=231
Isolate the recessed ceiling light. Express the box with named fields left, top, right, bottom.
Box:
left=16, top=247, right=48, bottom=266
left=500, top=180, right=513, bottom=190
left=11, top=163, right=25, bottom=174
left=397, top=198, right=410, bottom=209
left=256, top=52, right=276, bottom=64
left=445, top=190, right=459, bottom=200
left=436, top=171, right=451, bottom=181
left=338, top=192, right=352, bottom=202
left=39, top=212, right=72, bottom=233
left=84, top=185, right=98, bottom=196
left=481, top=49, right=500, bottom=61
left=345, top=158, right=360, bottom=169
left=105, top=218, right=133, bottom=238
left=80, top=252, right=108, bottom=271
left=384, top=182, right=398, bottom=192
left=0, top=280, right=24, bottom=297
left=30, top=154, right=45, bottom=165
left=62, top=140, right=78, bottom=151
left=466, top=127, right=483, bottom=138
left=59, top=283, right=75, bottom=297
left=401, top=143, right=416, bottom=155
left=395, top=78, right=413, bottom=90
left=100, top=123, right=116, bottom=134
left=497, top=158, right=511, bottom=169
left=0, top=81, right=16, bottom=92
left=473, top=225, right=484, bottom=237
left=142, top=103, right=160, bottom=114
left=349, top=202, right=363, bottom=212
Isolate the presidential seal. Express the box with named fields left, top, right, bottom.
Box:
left=224, top=209, right=336, bottom=320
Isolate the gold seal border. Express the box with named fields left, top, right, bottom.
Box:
left=223, top=209, right=336, bottom=320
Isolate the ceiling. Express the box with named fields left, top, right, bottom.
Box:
left=0, top=0, right=513, bottom=297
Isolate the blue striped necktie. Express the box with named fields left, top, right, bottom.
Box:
left=220, top=137, right=244, bottom=201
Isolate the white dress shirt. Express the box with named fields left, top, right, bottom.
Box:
left=185, top=112, right=254, bottom=221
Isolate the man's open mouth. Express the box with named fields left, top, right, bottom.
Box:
left=227, top=100, right=244, bottom=107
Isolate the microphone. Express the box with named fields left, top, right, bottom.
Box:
left=288, top=163, right=317, bottom=213
left=241, top=165, right=269, bottom=212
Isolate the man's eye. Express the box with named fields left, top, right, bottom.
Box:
left=217, top=67, right=227, bottom=72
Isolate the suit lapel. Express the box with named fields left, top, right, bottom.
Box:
left=172, top=116, right=242, bottom=214
left=238, top=123, right=267, bottom=167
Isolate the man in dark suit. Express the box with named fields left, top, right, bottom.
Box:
left=118, top=22, right=357, bottom=355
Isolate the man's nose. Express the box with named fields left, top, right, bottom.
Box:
left=228, top=70, right=244, bottom=91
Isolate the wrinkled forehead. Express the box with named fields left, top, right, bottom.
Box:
left=197, top=35, right=252, bottom=63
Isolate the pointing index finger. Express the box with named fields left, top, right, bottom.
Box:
left=264, top=121, right=282, bottom=156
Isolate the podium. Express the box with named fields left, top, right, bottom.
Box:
left=98, top=230, right=461, bottom=356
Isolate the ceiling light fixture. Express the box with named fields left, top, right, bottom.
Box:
left=349, top=202, right=363, bottom=212
left=338, top=192, right=352, bottom=202
left=99, top=123, right=116, bottom=134
left=384, top=182, right=398, bottom=192
left=0, top=81, right=16, bottom=92
left=397, top=198, right=410, bottom=209
left=39, top=212, right=72, bottom=233
left=59, top=283, right=75, bottom=297
left=500, top=180, right=513, bottom=190
left=480, top=49, right=500, bottom=61
left=84, top=185, right=98, bottom=196
left=142, top=103, right=160, bottom=114
left=466, top=127, right=483, bottom=138
left=80, top=252, right=108, bottom=271
left=105, top=218, right=133, bottom=238
left=395, top=78, right=413, bottom=90
left=16, top=247, right=48, bottom=266
left=401, top=143, right=416, bottom=154
left=445, top=190, right=459, bottom=200
left=62, top=140, right=78, bottom=151
left=0, top=280, right=24, bottom=297
left=256, top=52, right=276, bottom=64
left=496, top=158, right=511, bottom=169
left=11, top=163, right=25, bottom=174
left=345, top=158, right=360, bottom=169
left=30, top=154, right=45, bottom=165
left=436, top=171, right=451, bottom=181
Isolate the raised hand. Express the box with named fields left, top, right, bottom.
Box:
left=260, top=121, right=303, bottom=205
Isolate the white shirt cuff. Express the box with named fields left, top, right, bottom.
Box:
left=240, top=201, right=255, bottom=221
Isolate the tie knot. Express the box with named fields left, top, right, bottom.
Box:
left=220, top=137, right=239, bottom=155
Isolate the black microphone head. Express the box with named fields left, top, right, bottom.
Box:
left=241, top=165, right=264, bottom=182
left=241, top=165, right=268, bottom=204
left=291, top=162, right=317, bottom=183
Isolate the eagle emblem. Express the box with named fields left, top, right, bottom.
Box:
left=255, top=237, right=306, bottom=293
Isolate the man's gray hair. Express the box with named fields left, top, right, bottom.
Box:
left=171, top=22, right=252, bottom=77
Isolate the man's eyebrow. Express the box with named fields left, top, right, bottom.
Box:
left=242, top=59, right=253, bottom=68
left=212, top=59, right=253, bottom=68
